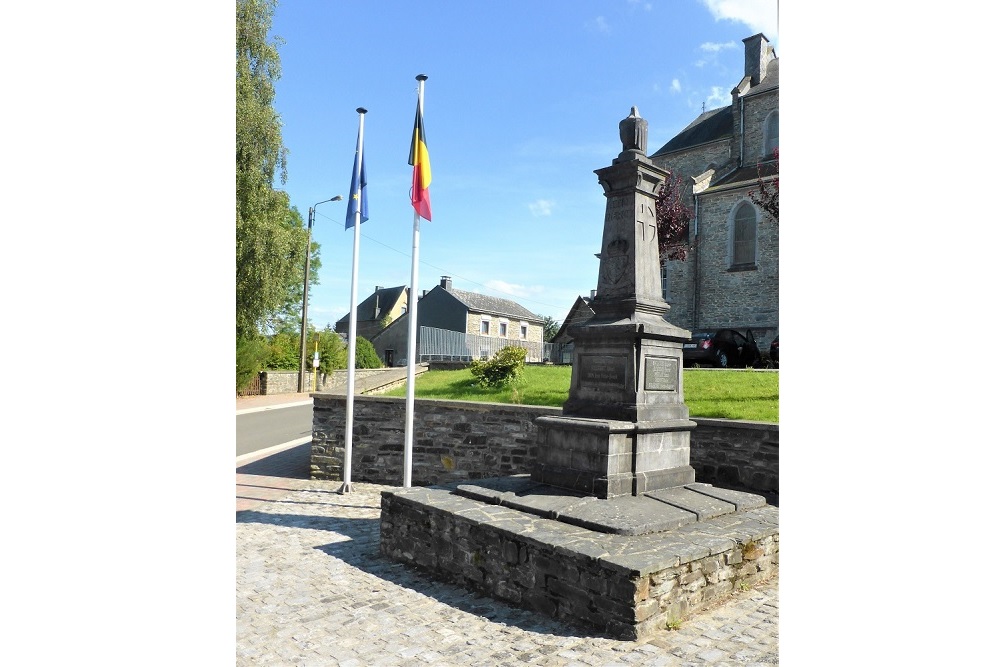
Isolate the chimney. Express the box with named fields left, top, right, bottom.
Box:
left=743, top=33, right=773, bottom=86
left=590, top=290, right=597, bottom=299
left=440, top=276, right=452, bottom=291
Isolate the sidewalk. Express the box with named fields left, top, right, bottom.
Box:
left=236, top=392, right=314, bottom=512
left=235, top=392, right=779, bottom=664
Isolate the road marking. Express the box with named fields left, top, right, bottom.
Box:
left=236, top=436, right=312, bottom=465
left=236, top=400, right=312, bottom=416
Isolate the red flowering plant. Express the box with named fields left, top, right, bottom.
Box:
left=655, top=170, right=694, bottom=261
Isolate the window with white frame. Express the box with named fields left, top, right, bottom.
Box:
left=660, top=262, right=670, bottom=301
left=520, top=323, right=528, bottom=339
left=732, top=202, right=757, bottom=267
left=480, top=320, right=490, bottom=335
left=763, top=111, right=778, bottom=157
left=499, top=321, right=508, bottom=337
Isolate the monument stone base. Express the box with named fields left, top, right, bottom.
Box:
left=379, top=476, right=779, bottom=641
left=532, top=415, right=696, bottom=498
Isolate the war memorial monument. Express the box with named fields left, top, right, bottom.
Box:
left=378, top=108, right=779, bottom=640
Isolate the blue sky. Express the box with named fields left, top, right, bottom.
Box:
left=271, top=0, right=779, bottom=329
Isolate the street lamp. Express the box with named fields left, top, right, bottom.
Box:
left=298, top=195, right=343, bottom=393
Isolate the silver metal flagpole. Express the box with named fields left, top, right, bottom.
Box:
left=340, top=106, right=367, bottom=495
left=403, top=75, right=427, bottom=488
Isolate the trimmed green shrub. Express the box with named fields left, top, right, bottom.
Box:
left=354, top=336, right=383, bottom=369
left=470, top=346, right=527, bottom=388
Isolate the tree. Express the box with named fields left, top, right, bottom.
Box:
left=655, top=170, right=694, bottom=261
left=748, top=148, right=778, bottom=223
left=540, top=315, right=561, bottom=342
left=236, top=0, right=301, bottom=339
left=270, top=205, right=323, bottom=334
left=316, top=327, right=348, bottom=374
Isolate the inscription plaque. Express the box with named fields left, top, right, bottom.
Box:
left=644, top=357, right=678, bottom=392
left=580, top=354, right=628, bottom=390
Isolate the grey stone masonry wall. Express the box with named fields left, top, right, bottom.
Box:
left=261, top=369, right=393, bottom=395
left=689, top=189, right=778, bottom=347
left=310, top=395, right=778, bottom=496
left=687, top=418, right=778, bottom=494
left=739, top=89, right=778, bottom=162
left=311, top=396, right=559, bottom=485
left=380, top=486, right=779, bottom=640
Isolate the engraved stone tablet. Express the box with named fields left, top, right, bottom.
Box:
left=580, top=354, right=628, bottom=390
left=644, top=357, right=678, bottom=392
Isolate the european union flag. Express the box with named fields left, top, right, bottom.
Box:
left=346, top=138, right=368, bottom=229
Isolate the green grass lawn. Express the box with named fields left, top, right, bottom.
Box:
left=383, top=365, right=778, bottom=422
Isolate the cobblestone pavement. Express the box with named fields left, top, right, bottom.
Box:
left=236, top=476, right=779, bottom=666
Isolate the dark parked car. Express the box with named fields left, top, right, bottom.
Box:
left=769, top=335, right=778, bottom=367
left=682, top=329, right=762, bottom=368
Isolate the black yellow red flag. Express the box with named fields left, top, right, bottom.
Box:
left=408, top=102, right=432, bottom=221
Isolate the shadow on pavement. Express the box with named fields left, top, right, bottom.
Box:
left=237, top=507, right=589, bottom=639
left=237, top=443, right=310, bottom=478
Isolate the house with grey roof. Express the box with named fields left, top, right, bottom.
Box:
left=650, top=33, right=778, bottom=350
left=550, top=294, right=595, bottom=364
left=370, top=276, right=546, bottom=365
left=334, top=285, right=408, bottom=342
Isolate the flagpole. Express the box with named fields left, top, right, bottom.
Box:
left=403, top=75, right=427, bottom=489
left=340, top=106, right=367, bottom=495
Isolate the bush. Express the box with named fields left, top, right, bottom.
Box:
left=264, top=331, right=299, bottom=370
left=236, top=335, right=267, bottom=393
left=470, top=346, right=527, bottom=388
left=353, top=336, right=383, bottom=369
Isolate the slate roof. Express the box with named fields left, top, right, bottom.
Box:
left=336, top=285, right=407, bottom=325
left=552, top=296, right=594, bottom=343
left=650, top=106, right=732, bottom=158
left=446, top=287, right=543, bottom=322
left=707, top=160, right=778, bottom=191
left=650, top=57, right=778, bottom=159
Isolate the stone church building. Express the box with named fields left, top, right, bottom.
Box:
left=650, top=33, right=778, bottom=350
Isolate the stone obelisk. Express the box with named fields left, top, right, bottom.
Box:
left=532, top=107, right=696, bottom=499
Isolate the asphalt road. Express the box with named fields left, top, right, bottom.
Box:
left=236, top=404, right=313, bottom=457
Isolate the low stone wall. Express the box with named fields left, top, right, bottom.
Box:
left=311, top=396, right=778, bottom=496
left=261, top=369, right=396, bottom=395
left=686, top=419, right=778, bottom=495
left=312, top=396, right=553, bottom=485
left=379, top=486, right=779, bottom=640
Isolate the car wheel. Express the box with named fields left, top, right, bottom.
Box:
left=716, top=351, right=728, bottom=368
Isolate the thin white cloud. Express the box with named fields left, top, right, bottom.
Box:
left=589, top=16, right=610, bottom=33
left=485, top=280, right=546, bottom=299
left=699, top=0, right=778, bottom=40
left=700, top=40, right=739, bottom=53
left=671, top=78, right=682, bottom=93
left=528, top=199, right=555, bottom=217
left=705, top=86, right=729, bottom=109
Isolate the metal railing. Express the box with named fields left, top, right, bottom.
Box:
left=418, top=326, right=548, bottom=363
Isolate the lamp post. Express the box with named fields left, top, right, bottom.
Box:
left=298, top=195, right=343, bottom=393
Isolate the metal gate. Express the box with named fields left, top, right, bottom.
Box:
left=237, top=372, right=262, bottom=397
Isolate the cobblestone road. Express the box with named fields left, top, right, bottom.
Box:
left=236, top=479, right=779, bottom=666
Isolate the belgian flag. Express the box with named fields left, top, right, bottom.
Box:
left=408, top=101, right=432, bottom=221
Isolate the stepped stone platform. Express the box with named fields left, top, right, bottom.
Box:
left=379, top=475, right=778, bottom=640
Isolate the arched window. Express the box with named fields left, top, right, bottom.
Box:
left=763, top=111, right=778, bottom=157
left=732, top=202, right=757, bottom=268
